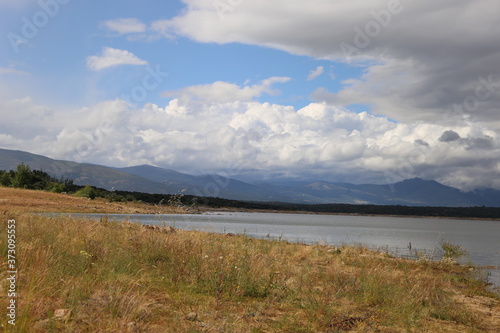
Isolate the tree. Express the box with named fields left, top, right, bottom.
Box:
left=0, top=171, right=12, bottom=186
left=11, top=163, right=32, bottom=189
left=47, top=182, right=67, bottom=193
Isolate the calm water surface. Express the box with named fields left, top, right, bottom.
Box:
left=74, top=212, right=500, bottom=289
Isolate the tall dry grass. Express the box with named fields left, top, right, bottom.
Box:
left=1, top=212, right=498, bottom=332
left=0, top=187, right=187, bottom=214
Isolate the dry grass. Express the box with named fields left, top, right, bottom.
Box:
left=0, top=188, right=499, bottom=332
left=0, top=187, right=187, bottom=214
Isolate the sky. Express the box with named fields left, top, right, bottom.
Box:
left=0, top=0, right=499, bottom=190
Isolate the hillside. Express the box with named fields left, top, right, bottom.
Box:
left=0, top=187, right=185, bottom=214
left=114, top=164, right=291, bottom=202
left=2, top=148, right=500, bottom=207
left=0, top=149, right=175, bottom=194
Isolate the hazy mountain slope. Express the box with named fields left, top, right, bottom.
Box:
left=261, top=178, right=497, bottom=207
left=115, top=165, right=197, bottom=186
left=0, top=148, right=174, bottom=193
left=387, top=178, right=473, bottom=206
left=465, top=188, right=500, bottom=207
left=114, top=165, right=290, bottom=201
left=2, top=148, right=499, bottom=206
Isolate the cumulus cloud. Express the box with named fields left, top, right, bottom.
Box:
left=86, top=47, right=148, bottom=71
left=307, top=66, right=324, bottom=81
left=4, top=1, right=500, bottom=194
left=439, top=130, right=461, bottom=142
left=151, top=0, right=500, bottom=128
left=415, top=139, right=429, bottom=147
left=161, top=77, right=291, bottom=105
left=465, top=136, right=494, bottom=151
left=101, top=18, right=159, bottom=41
left=2, top=94, right=499, bottom=191
left=102, top=18, right=147, bottom=35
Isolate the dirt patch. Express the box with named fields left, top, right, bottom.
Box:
left=454, top=294, right=500, bottom=332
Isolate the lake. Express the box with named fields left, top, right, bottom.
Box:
left=70, top=212, right=500, bottom=289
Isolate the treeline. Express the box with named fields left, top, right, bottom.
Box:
left=2, top=164, right=500, bottom=219
left=0, top=163, right=76, bottom=193
left=111, top=190, right=500, bottom=219
left=0, top=164, right=183, bottom=203
left=0, top=164, right=138, bottom=202
left=271, top=202, right=500, bottom=220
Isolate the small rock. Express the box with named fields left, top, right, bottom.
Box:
left=127, top=321, right=139, bottom=332
left=142, top=224, right=176, bottom=234
left=54, top=308, right=71, bottom=321
left=327, top=247, right=342, bottom=254
left=141, top=224, right=155, bottom=231
left=243, top=312, right=256, bottom=318
left=162, top=226, right=176, bottom=234
left=185, top=312, right=198, bottom=321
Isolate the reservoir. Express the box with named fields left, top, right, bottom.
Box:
left=71, top=212, right=500, bottom=289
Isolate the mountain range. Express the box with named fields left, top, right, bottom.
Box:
left=1, top=148, right=499, bottom=207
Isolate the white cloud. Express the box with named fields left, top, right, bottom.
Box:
left=161, top=77, right=291, bottom=105
left=150, top=20, right=176, bottom=39
left=99, top=17, right=169, bottom=41
left=3, top=1, right=500, bottom=193
left=86, top=47, right=148, bottom=71
left=102, top=18, right=147, bottom=35
left=0, top=133, right=22, bottom=147
left=2, top=94, right=499, bottom=190
left=307, top=66, right=324, bottom=81
left=152, top=0, right=500, bottom=128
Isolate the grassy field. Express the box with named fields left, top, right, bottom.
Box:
left=0, top=187, right=187, bottom=215
left=1, top=188, right=499, bottom=332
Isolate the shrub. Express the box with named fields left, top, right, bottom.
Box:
left=75, top=185, right=97, bottom=200
left=441, top=241, right=468, bottom=259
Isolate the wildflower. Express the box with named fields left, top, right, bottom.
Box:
left=79, top=250, right=92, bottom=259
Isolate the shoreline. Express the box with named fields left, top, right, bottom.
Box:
left=200, top=206, right=500, bottom=221
left=2, top=186, right=499, bottom=221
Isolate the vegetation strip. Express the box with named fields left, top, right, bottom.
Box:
left=0, top=187, right=499, bottom=331
left=2, top=163, right=500, bottom=219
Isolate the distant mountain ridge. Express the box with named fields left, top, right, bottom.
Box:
left=1, top=148, right=499, bottom=207
left=112, top=165, right=292, bottom=202
left=0, top=149, right=174, bottom=194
